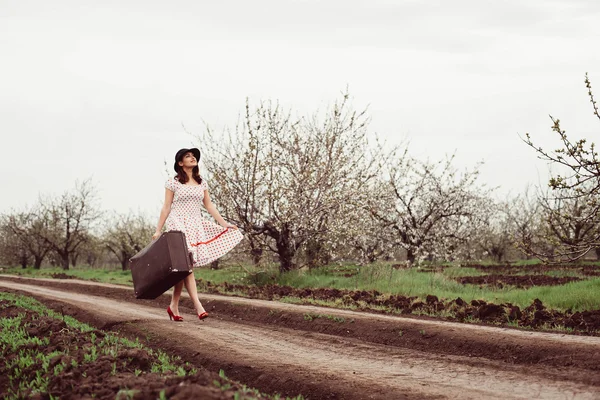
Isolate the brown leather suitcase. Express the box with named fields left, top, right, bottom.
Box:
left=129, top=231, right=194, bottom=299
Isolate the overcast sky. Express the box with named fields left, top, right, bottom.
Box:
left=1, top=0, right=599, bottom=218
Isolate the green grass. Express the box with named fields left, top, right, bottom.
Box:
left=513, top=259, right=600, bottom=267
left=1, top=266, right=133, bottom=285
left=459, top=259, right=600, bottom=267
left=508, top=259, right=543, bottom=266
left=0, top=292, right=189, bottom=398
left=489, top=279, right=600, bottom=311
left=0, top=292, right=183, bottom=372
left=432, top=266, right=487, bottom=278
left=0, top=291, right=96, bottom=332
left=545, top=270, right=586, bottom=278
left=203, top=262, right=600, bottom=311
left=303, top=313, right=346, bottom=323
left=194, top=264, right=252, bottom=285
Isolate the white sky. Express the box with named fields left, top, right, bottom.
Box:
left=1, top=0, right=599, bottom=217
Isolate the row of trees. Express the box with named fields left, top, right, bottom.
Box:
left=2, top=76, right=598, bottom=272
left=195, top=81, right=600, bottom=272
left=2, top=176, right=596, bottom=272
left=0, top=181, right=155, bottom=270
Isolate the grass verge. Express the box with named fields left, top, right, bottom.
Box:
left=194, top=262, right=600, bottom=312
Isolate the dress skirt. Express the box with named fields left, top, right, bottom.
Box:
left=165, top=177, right=243, bottom=267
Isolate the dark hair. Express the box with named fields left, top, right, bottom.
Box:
left=175, top=165, right=203, bottom=185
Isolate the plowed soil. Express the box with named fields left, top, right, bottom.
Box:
left=456, top=274, right=582, bottom=288
left=194, top=280, right=600, bottom=334
left=419, top=263, right=600, bottom=276
left=1, top=275, right=600, bottom=399
left=468, top=263, right=600, bottom=276
left=0, top=301, right=251, bottom=400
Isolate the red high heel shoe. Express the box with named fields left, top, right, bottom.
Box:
left=167, top=307, right=184, bottom=322
left=198, top=311, right=209, bottom=320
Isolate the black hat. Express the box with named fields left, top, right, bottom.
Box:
left=173, top=148, right=201, bottom=172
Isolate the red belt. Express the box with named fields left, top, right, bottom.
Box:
left=190, top=227, right=231, bottom=247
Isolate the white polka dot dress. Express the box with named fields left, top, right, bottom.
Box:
left=165, top=177, right=243, bottom=267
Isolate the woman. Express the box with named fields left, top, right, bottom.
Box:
left=153, top=147, right=243, bottom=321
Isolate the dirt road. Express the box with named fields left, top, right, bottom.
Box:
left=1, top=276, right=599, bottom=399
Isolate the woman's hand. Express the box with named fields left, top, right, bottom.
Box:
left=222, top=223, right=238, bottom=230
left=152, top=231, right=162, bottom=241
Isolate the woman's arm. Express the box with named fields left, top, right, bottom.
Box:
left=152, top=189, right=175, bottom=240
left=203, top=190, right=237, bottom=229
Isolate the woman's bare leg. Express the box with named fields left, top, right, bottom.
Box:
left=170, top=280, right=184, bottom=315
left=183, top=272, right=206, bottom=314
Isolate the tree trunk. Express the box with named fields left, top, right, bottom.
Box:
left=321, top=250, right=332, bottom=266
left=210, top=259, right=219, bottom=269
left=366, top=246, right=378, bottom=263
left=279, top=253, right=294, bottom=273
left=490, top=247, right=504, bottom=263
left=70, top=253, right=79, bottom=268
left=406, top=249, right=416, bottom=265
left=306, top=238, right=332, bottom=269
left=120, top=251, right=129, bottom=271
left=595, top=247, right=600, bottom=261
left=262, top=221, right=298, bottom=273
left=59, top=252, right=70, bottom=270
left=305, top=239, right=321, bottom=269
left=250, top=247, right=263, bottom=266
left=277, top=231, right=296, bottom=273
left=33, top=255, right=43, bottom=269
left=20, top=255, right=28, bottom=269
left=248, top=240, right=263, bottom=266
left=87, top=253, right=98, bottom=268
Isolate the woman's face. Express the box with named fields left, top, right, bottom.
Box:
left=178, top=152, right=198, bottom=169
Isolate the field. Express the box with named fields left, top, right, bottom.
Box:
left=1, top=261, right=600, bottom=398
